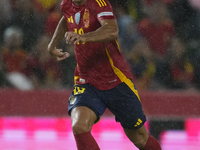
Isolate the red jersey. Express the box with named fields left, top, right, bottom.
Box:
left=61, top=0, right=133, bottom=90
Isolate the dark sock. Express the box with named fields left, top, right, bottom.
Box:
left=140, top=134, right=162, bottom=150
left=74, top=131, right=100, bottom=150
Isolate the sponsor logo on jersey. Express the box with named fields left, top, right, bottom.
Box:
left=97, top=12, right=113, bottom=18
left=75, top=12, right=81, bottom=25
left=83, top=9, right=90, bottom=28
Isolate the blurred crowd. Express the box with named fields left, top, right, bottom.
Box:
left=0, top=0, right=200, bottom=91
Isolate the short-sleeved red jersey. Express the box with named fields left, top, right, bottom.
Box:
left=61, top=0, right=133, bottom=90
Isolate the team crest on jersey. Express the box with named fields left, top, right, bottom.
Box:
left=83, top=9, right=90, bottom=28
left=75, top=12, right=81, bottom=25
left=69, top=95, right=77, bottom=105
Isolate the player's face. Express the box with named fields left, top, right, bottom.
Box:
left=72, top=0, right=87, bottom=6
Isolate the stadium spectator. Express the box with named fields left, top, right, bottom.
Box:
left=126, top=38, right=156, bottom=90
left=138, top=0, right=175, bottom=57
left=2, top=26, right=27, bottom=74
left=167, top=37, right=194, bottom=89
left=1, top=26, right=33, bottom=90
left=114, top=5, right=140, bottom=56
left=137, top=0, right=176, bottom=88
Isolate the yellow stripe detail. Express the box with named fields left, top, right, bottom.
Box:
left=115, top=39, right=120, bottom=52
left=71, top=16, right=74, bottom=23
left=124, top=78, right=141, bottom=101
left=96, top=0, right=102, bottom=7
left=74, top=76, right=80, bottom=84
left=99, top=0, right=104, bottom=6
left=105, top=49, right=140, bottom=101
left=68, top=16, right=74, bottom=23
left=101, top=0, right=107, bottom=6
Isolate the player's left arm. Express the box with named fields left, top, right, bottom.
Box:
left=65, top=19, right=119, bottom=44
left=48, top=16, right=70, bottom=61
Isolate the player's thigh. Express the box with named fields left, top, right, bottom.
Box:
left=107, top=80, right=146, bottom=130
left=68, top=84, right=106, bottom=126
left=71, top=106, right=97, bottom=133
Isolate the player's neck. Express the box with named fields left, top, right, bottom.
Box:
left=73, top=0, right=87, bottom=6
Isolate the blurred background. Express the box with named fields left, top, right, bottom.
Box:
left=0, top=0, right=200, bottom=149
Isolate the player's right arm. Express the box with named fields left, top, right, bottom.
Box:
left=48, top=16, right=70, bottom=61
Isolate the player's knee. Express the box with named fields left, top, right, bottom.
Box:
left=124, top=127, right=149, bottom=149
left=71, top=106, right=97, bottom=134
left=72, top=119, right=92, bottom=134
left=131, top=137, right=148, bottom=149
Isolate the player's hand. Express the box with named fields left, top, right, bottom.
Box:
left=47, top=46, right=70, bottom=61
left=65, top=31, right=85, bottom=45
